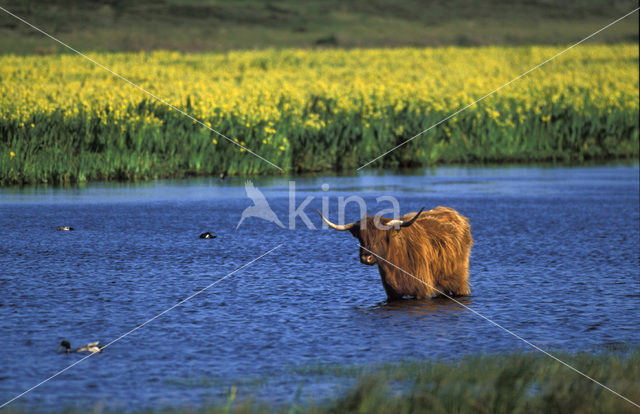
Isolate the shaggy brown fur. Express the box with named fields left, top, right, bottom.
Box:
left=349, top=207, right=472, bottom=300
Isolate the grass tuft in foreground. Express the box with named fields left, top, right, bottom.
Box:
left=313, top=349, right=640, bottom=414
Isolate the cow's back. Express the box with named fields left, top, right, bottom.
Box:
left=403, top=206, right=468, bottom=228
left=388, top=206, right=472, bottom=297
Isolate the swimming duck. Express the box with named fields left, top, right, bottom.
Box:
left=57, top=226, right=74, bottom=231
left=199, top=232, right=216, bottom=239
left=58, top=340, right=101, bottom=354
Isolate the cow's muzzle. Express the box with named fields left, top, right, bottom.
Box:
left=360, top=254, right=376, bottom=265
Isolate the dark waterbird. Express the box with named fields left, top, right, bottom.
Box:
left=58, top=340, right=101, bottom=354
left=199, top=232, right=216, bottom=239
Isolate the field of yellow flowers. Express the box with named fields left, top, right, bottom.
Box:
left=0, top=44, right=638, bottom=184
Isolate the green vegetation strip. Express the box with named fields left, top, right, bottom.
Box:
left=0, top=0, right=637, bottom=52
left=133, top=348, right=640, bottom=413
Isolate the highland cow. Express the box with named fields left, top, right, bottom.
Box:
left=319, top=206, right=472, bottom=300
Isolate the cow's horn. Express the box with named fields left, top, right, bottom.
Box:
left=386, top=219, right=403, bottom=228
left=316, top=210, right=356, bottom=231
left=399, top=207, right=425, bottom=228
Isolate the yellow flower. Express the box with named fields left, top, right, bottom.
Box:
left=10, top=151, right=15, bottom=158
left=212, top=139, right=218, bottom=145
left=30, top=123, right=35, bottom=128
left=541, top=115, right=551, bottom=122
left=279, top=145, right=285, bottom=151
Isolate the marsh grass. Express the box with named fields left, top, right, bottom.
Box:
left=315, top=349, right=640, bottom=414
left=167, top=348, right=640, bottom=413
left=1, top=88, right=637, bottom=185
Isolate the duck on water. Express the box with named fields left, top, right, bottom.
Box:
left=58, top=340, right=101, bottom=354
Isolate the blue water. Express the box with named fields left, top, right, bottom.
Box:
left=0, top=165, right=639, bottom=411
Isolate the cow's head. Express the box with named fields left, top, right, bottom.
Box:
left=318, top=208, right=424, bottom=265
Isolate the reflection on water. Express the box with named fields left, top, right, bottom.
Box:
left=367, top=296, right=473, bottom=316
left=0, top=164, right=638, bottom=411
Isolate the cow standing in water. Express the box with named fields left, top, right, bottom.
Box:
left=319, top=206, right=472, bottom=300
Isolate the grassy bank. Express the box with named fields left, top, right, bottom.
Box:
left=0, top=44, right=638, bottom=184
left=0, top=1, right=637, bottom=54
left=311, top=349, right=640, bottom=414
left=139, top=347, right=640, bottom=413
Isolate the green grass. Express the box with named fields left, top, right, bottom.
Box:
left=1, top=86, right=637, bottom=186
left=142, top=347, right=640, bottom=413
left=0, top=0, right=638, bottom=54
left=313, top=349, right=640, bottom=414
